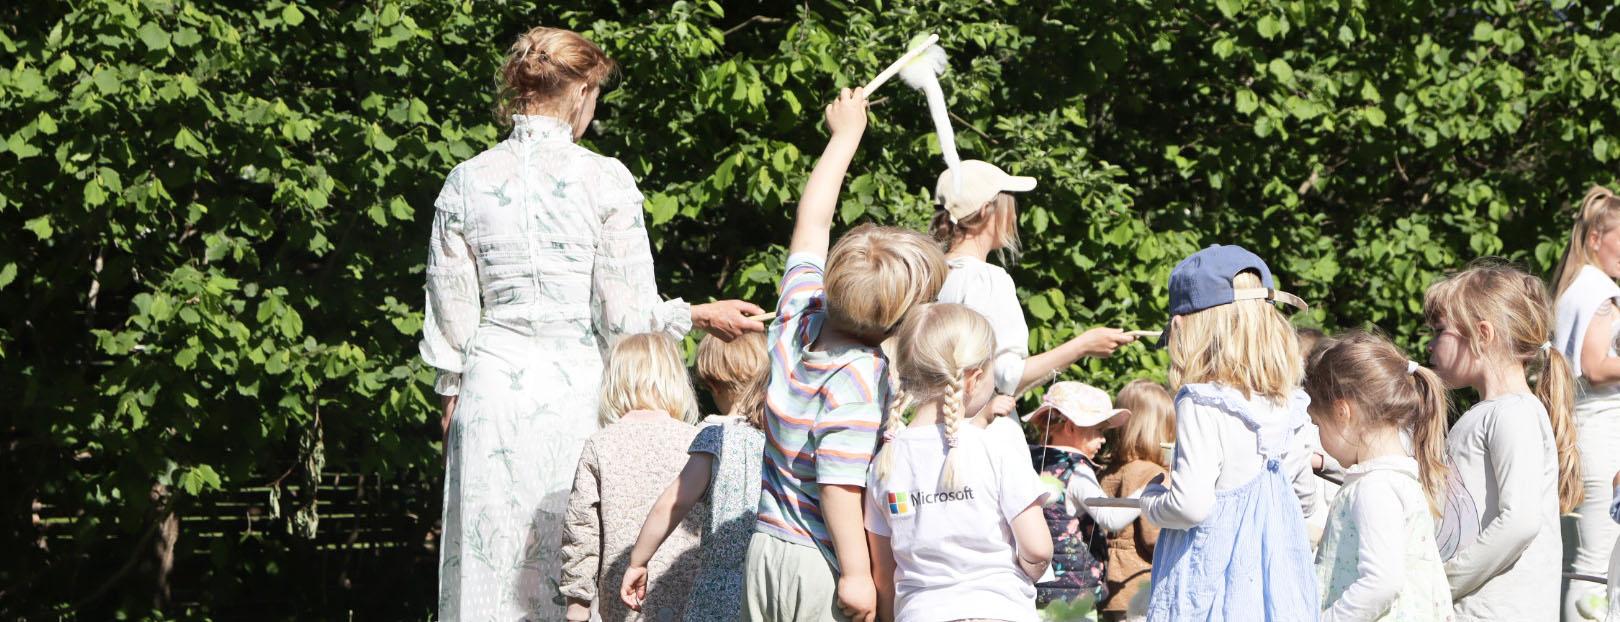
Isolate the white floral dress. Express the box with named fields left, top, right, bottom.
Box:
left=422, top=115, right=691, bottom=621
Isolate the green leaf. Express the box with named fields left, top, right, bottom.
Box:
left=1027, top=293, right=1056, bottom=321
left=24, top=216, right=52, bottom=240
left=283, top=4, right=307, bottom=27
left=1235, top=89, right=1259, bottom=114
left=1215, top=0, right=1244, bottom=19
left=137, top=22, right=171, bottom=51
left=0, top=263, right=16, bottom=289
left=1268, top=58, right=1295, bottom=83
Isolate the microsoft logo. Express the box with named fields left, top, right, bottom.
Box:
left=887, top=491, right=911, bottom=516
left=886, top=487, right=975, bottom=517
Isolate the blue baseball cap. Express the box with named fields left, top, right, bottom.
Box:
left=1157, top=244, right=1307, bottom=347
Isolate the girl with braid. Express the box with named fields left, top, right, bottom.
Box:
left=865, top=303, right=1054, bottom=622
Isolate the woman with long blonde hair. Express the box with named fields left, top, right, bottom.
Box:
left=421, top=26, right=763, bottom=620
left=1551, top=186, right=1620, bottom=619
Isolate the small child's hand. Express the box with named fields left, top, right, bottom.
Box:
left=564, top=600, right=592, bottom=622
left=836, top=574, right=878, bottom=622
left=619, top=564, right=648, bottom=611
left=989, top=394, right=1018, bottom=419
left=825, top=87, right=868, bottom=138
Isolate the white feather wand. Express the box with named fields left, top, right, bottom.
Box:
left=893, top=35, right=961, bottom=193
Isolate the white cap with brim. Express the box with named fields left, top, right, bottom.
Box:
left=936, top=160, right=1037, bottom=224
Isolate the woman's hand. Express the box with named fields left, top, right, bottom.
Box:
left=692, top=300, right=767, bottom=340
left=1071, top=327, right=1137, bottom=358
left=619, top=564, right=648, bottom=611
left=440, top=395, right=458, bottom=439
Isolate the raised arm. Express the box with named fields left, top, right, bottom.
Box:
left=789, top=87, right=868, bottom=260
left=1015, top=328, right=1137, bottom=395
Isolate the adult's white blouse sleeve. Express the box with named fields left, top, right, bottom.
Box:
left=1322, top=476, right=1408, bottom=622
left=1143, top=400, right=1221, bottom=529
left=589, top=158, right=691, bottom=348
left=1444, top=407, right=1547, bottom=599
left=420, top=165, right=481, bottom=396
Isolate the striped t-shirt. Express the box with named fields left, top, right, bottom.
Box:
left=755, top=253, right=889, bottom=565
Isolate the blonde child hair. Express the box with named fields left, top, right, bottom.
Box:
left=930, top=192, right=1022, bottom=260
left=824, top=224, right=949, bottom=344
left=1552, top=185, right=1620, bottom=299
left=873, top=303, right=996, bottom=490
left=1302, top=332, right=1451, bottom=514
left=1423, top=261, right=1584, bottom=513
left=1114, top=380, right=1175, bottom=469
left=695, top=332, right=769, bottom=427
left=1168, top=270, right=1303, bottom=399
left=599, top=333, right=700, bottom=426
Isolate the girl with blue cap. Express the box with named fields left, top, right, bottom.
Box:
left=1138, top=244, right=1322, bottom=621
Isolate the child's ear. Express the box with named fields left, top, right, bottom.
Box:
left=1475, top=320, right=1496, bottom=349
left=1332, top=399, right=1354, bottom=425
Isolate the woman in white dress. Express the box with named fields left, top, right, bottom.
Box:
left=421, top=27, right=763, bottom=621
left=1552, top=186, right=1620, bottom=620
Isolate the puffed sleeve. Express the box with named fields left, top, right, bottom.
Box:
left=589, top=157, right=691, bottom=347
left=420, top=165, right=482, bottom=396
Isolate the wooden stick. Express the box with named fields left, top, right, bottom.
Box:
left=746, top=312, right=777, bottom=322
left=1127, top=329, right=1162, bottom=340
left=1565, top=572, right=1608, bottom=585
left=1084, top=497, right=1142, bottom=509
left=862, top=34, right=939, bottom=94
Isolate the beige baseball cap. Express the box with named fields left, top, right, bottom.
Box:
left=936, top=160, right=1037, bottom=223
left=1022, top=381, right=1130, bottom=429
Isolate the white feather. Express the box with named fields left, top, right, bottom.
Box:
left=897, top=44, right=961, bottom=193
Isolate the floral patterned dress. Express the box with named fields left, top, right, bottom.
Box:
left=1031, top=446, right=1109, bottom=610
left=422, top=115, right=691, bottom=621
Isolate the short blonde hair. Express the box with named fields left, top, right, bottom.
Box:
left=599, top=333, right=699, bottom=426
left=824, top=224, right=948, bottom=344
left=1168, top=270, right=1303, bottom=400
left=1114, top=380, right=1175, bottom=468
left=930, top=192, right=1021, bottom=261
left=695, top=332, right=769, bottom=427
left=875, top=303, right=996, bottom=490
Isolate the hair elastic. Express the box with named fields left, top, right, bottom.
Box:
left=1540, top=341, right=1553, bottom=352
left=1406, top=360, right=1420, bottom=374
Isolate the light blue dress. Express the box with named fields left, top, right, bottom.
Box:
left=1146, top=385, right=1319, bottom=621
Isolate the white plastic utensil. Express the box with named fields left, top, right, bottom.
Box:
left=863, top=33, right=940, bottom=94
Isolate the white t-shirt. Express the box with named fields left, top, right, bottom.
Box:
left=865, top=424, right=1047, bottom=622
left=937, top=257, right=1029, bottom=395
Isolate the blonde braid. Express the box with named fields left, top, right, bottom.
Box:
left=873, top=373, right=911, bottom=486
left=939, top=368, right=965, bottom=490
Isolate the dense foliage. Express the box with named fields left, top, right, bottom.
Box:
left=3, top=0, right=1617, bottom=617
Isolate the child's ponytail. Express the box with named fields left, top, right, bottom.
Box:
left=1409, top=364, right=1451, bottom=516
left=1535, top=346, right=1584, bottom=513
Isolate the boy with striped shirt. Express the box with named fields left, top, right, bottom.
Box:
left=743, top=88, right=947, bottom=622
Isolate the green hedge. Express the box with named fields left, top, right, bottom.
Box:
left=3, top=0, right=1617, bottom=617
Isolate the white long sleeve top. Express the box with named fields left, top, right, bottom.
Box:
left=1141, top=384, right=1318, bottom=530
left=1438, top=393, right=1561, bottom=621
left=1316, top=455, right=1451, bottom=622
